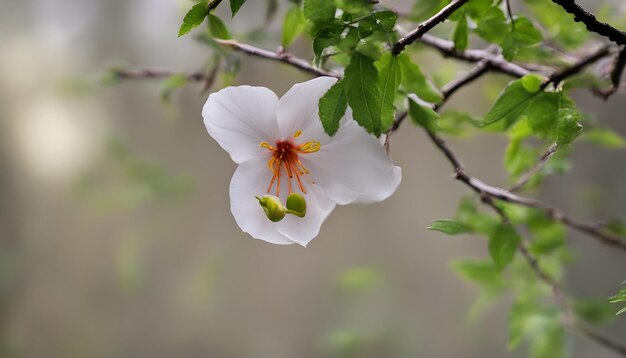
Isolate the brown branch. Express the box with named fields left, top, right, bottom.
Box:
left=419, top=34, right=531, bottom=77
left=596, top=46, right=626, bottom=99
left=548, top=45, right=612, bottom=86
left=392, top=0, right=472, bottom=55
left=110, top=68, right=207, bottom=81
left=508, top=143, right=558, bottom=192
left=213, top=39, right=340, bottom=78
left=550, top=0, right=626, bottom=46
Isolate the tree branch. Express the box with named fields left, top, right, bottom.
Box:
left=392, top=0, right=471, bottom=55
left=110, top=68, right=207, bottom=81
left=596, top=46, right=626, bottom=99
left=213, top=39, right=340, bottom=78
left=419, top=34, right=531, bottom=77
left=548, top=45, right=612, bottom=85
left=550, top=0, right=626, bottom=46
left=508, top=143, right=558, bottom=193
left=480, top=196, right=626, bottom=357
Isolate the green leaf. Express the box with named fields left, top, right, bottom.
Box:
left=475, top=6, right=508, bottom=44
left=336, top=0, right=374, bottom=16
left=408, top=96, right=439, bottom=134
left=521, top=74, right=544, bottom=93
left=554, top=108, right=582, bottom=145
left=488, top=224, right=521, bottom=271
left=375, top=53, right=401, bottom=131
left=178, top=1, right=209, bottom=37
left=525, top=92, right=560, bottom=134
left=428, top=219, right=470, bottom=235
left=509, top=301, right=533, bottom=350
left=501, top=16, right=542, bottom=60
left=230, top=0, right=247, bottom=17
left=397, top=53, right=443, bottom=103
left=282, top=5, right=305, bottom=48
left=161, top=74, right=188, bottom=102
left=303, top=0, right=335, bottom=26
left=482, top=79, right=538, bottom=128
left=527, top=210, right=566, bottom=255
left=451, top=260, right=502, bottom=289
left=573, top=299, right=615, bottom=324
left=318, top=80, right=347, bottom=136
left=523, top=0, right=588, bottom=49
left=208, top=14, right=231, bottom=39
left=585, top=128, right=626, bottom=149
left=453, top=15, right=469, bottom=51
left=344, top=52, right=382, bottom=136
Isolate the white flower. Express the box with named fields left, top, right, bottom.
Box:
left=202, top=77, right=401, bottom=246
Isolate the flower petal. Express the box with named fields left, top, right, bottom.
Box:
left=275, top=182, right=336, bottom=247
left=229, top=158, right=295, bottom=245
left=303, top=120, right=402, bottom=205
left=203, top=86, right=279, bottom=164
left=275, top=77, right=337, bottom=144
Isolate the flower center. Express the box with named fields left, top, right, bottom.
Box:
left=260, top=131, right=320, bottom=196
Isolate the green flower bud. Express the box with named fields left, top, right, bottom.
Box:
left=256, top=195, right=286, bottom=222
left=285, top=193, right=306, bottom=218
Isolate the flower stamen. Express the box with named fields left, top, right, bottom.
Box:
left=260, top=131, right=320, bottom=196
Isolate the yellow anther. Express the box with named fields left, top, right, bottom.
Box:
left=293, top=130, right=302, bottom=138
left=298, top=141, right=321, bottom=153
left=259, top=141, right=274, bottom=150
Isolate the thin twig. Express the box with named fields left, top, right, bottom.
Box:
left=481, top=198, right=626, bottom=356
left=392, top=0, right=472, bottom=55
left=548, top=45, right=613, bottom=86
left=550, top=0, right=626, bottom=46
left=110, top=68, right=207, bottom=81
left=596, top=46, right=626, bottom=99
left=508, top=143, right=558, bottom=192
left=419, top=34, right=531, bottom=77
left=213, top=39, right=340, bottom=78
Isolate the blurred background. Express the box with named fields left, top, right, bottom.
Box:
left=0, top=0, right=625, bottom=357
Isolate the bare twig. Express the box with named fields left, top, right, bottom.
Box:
left=596, top=46, right=626, bottom=99
left=110, top=68, right=207, bottom=81
left=548, top=45, right=613, bottom=86
left=419, top=34, right=532, bottom=77
left=550, top=0, right=626, bottom=46
left=213, top=39, right=340, bottom=78
left=392, top=0, right=471, bottom=55
left=508, top=143, right=558, bottom=192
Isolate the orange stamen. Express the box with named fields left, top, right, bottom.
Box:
left=259, top=131, right=320, bottom=196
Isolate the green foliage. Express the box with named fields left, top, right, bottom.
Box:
left=397, top=54, right=442, bottom=103
left=483, top=79, right=540, bottom=128
left=282, top=5, right=305, bottom=48
left=178, top=1, right=210, bottom=37
left=584, top=128, right=626, bottom=149
left=208, top=13, right=231, bottom=39
left=318, top=80, right=347, bottom=136
left=229, top=0, right=247, bottom=17
left=408, top=96, right=439, bottom=134
left=453, top=15, right=469, bottom=51
left=161, top=74, right=188, bottom=102
left=451, top=259, right=504, bottom=293
left=75, top=139, right=193, bottom=209
left=336, top=266, right=383, bottom=294
left=375, top=53, right=401, bottom=131
left=523, top=0, right=588, bottom=49
left=609, top=287, right=626, bottom=315
left=489, top=224, right=521, bottom=271
left=344, top=52, right=383, bottom=136
left=428, top=219, right=470, bottom=235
